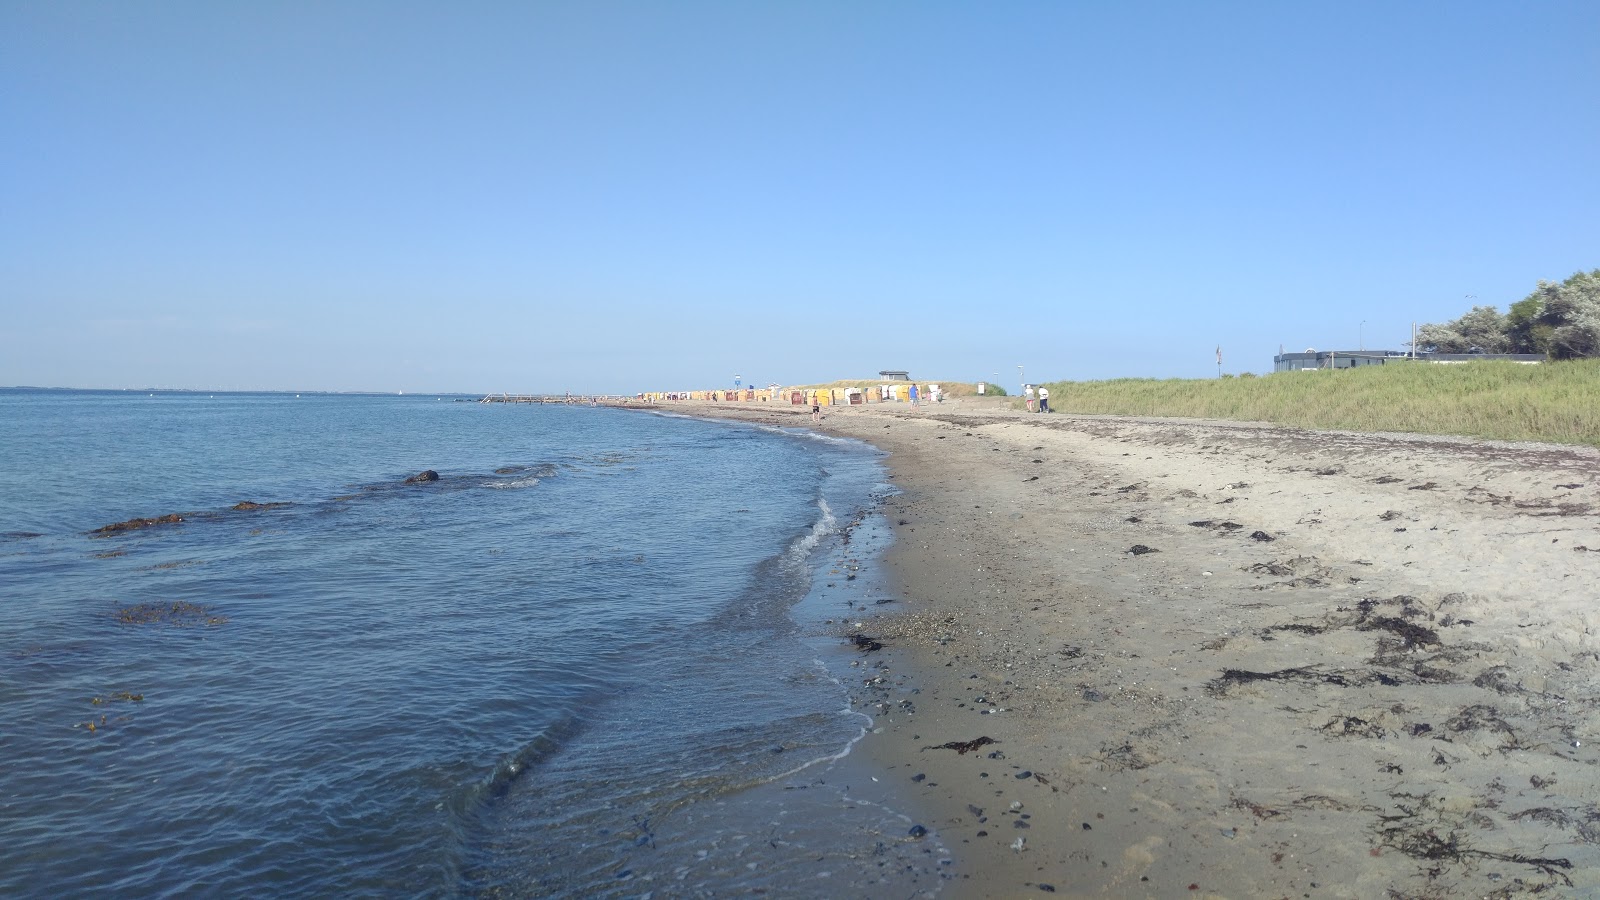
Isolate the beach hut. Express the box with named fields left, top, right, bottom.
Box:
left=846, top=388, right=863, bottom=405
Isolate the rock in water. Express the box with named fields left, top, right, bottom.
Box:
left=404, top=470, right=440, bottom=484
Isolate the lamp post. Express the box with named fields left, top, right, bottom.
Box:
left=1017, top=365, right=1024, bottom=395
left=1359, top=322, right=1365, bottom=352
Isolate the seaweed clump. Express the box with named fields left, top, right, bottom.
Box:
left=925, top=736, right=997, bottom=754
left=114, top=601, right=228, bottom=627
left=91, top=514, right=183, bottom=535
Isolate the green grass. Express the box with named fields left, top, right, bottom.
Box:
left=1038, top=359, right=1600, bottom=446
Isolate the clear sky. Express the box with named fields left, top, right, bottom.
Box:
left=3, top=1, right=1596, bottom=393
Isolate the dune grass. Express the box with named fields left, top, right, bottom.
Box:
left=1037, top=359, right=1600, bottom=446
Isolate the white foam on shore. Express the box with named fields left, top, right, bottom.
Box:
left=761, top=680, right=875, bottom=782
left=751, top=422, right=865, bottom=447
left=783, top=496, right=838, bottom=567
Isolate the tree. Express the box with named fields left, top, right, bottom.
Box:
left=1417, top=269, right=1599, bottom=358
left=1416, top=305, right=1510, bottom=353
left=1538, top=269, right=1600, bottom=359
left=1505, top=295, right=1551, bottom=354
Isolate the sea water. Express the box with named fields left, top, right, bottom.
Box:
left=0, top=390, right=946, bottom=897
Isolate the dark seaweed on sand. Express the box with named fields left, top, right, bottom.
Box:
left=924, top=736, right=997, bottom=754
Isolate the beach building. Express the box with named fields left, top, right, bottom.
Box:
left=878, top=370, right=911, bottom=381
left=1273, top=350, right=1545, bottom=372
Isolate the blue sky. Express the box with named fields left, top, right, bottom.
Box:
left=3, top=1, right=1596, bottom=393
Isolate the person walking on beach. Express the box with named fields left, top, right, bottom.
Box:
left=1037, top=385, right=1050, bottom=413
left=811, top=398, right=821, bottom=423
left=1024, top=384, right=1036, bottom=413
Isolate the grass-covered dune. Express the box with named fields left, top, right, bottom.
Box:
left=1039, top=359, right=1600, bottom=446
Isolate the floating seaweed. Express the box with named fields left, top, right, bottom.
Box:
left=137, top=559, right=203, bottom=572
left=114, top=601, right=228, bottom=627
left=91, top=514, right=183, bottom=535
left=90, top=691, right=144, bottom=704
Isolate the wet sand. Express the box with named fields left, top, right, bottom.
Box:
left=647, top=398, right=1600, bottom=898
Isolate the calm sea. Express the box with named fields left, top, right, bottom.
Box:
left=0, top=390, right=946, bottom=897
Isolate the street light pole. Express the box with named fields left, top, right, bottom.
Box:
left=1359, top=322, right=1365, bottom=352
left=1017, top=364, right=1024, bottom=394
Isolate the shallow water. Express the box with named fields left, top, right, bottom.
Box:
left=0, top=390, right=945, bottom=897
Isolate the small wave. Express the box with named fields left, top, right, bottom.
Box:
left=759, top=698, right=874, bottom=784
left=473, top=713, right=589, bottom=807
left=793, top=430, right=857, bottom=446
left=782, top=497, right=837, bottom=569
left=484, top=477, right=540, bottom=490
left=492, top=463, right=559, bottom=478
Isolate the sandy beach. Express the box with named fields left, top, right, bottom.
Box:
left=652, top=396, right=1600, bottom=898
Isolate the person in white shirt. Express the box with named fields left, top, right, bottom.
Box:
left=1037, top=386, right=1050, bottom=413
left=1024, top=385, right=1036, bottom=413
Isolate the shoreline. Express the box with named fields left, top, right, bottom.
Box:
left=640, top=399, right=1600, bottom=898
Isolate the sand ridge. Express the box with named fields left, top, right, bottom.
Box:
left=639, top=399, right=1600, bottom=898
